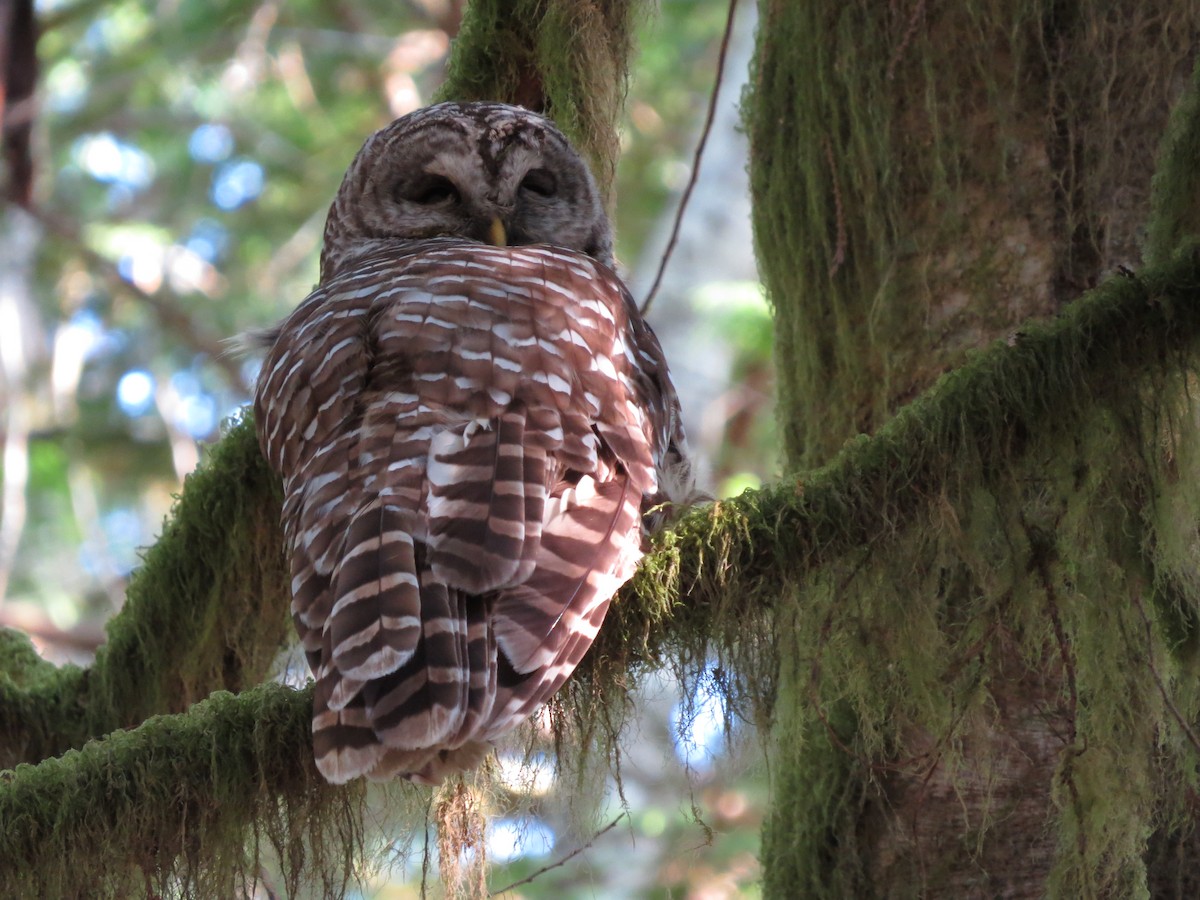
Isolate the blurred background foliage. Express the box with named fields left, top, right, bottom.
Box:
left=3, top=0, right=774, bottom=895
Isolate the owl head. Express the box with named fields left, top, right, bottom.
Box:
left=320, top=102, right=613, bottom=280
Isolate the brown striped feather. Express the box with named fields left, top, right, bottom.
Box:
left=255, top=240, right=689, bottom=784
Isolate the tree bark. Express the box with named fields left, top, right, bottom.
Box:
left=747, top=1, right=1200, bottom=895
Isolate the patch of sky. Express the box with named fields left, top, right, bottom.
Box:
left=116, top=369, right=155, bottom=417
left=60, top=311, right=116, bottom=362
left=44, top=59, right=88, bottom=114
left=488, top=817, right=555, bottom=863
left=169, top=371, right=218, bottom=438
left=188, top=123, right=234, bottom=164
left=671, top=675, right=728, bottom=770
left=210, top=159, right=264, bottom=210
left=99, top=507, right=147, bottom=576
left=184, top=219, right=230, bottom=263
left=73, top=133, right=155, bottom=190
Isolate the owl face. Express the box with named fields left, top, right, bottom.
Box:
left=321, top=102, right=613, bottom=280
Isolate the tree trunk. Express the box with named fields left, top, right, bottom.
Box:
left=747, top=1, right=1200, bottom=895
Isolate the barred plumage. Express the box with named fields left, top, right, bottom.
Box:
left=255, top=103, right=689, bottom=784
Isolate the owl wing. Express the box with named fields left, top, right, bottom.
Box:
left=372, top=244, right=660, bottom=684
left=256, top=241, right=678, bottom=783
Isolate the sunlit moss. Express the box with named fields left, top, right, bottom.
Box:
left=7, top=3, right=1200, bottom=896
left=0, top=414, right=291, bottom=770
left=4, top=254, right=1200, bottom=895
left=0, top=683, right=371, bottom=898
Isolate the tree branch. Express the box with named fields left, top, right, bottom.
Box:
left=23, top=204, right=251, bottom=392
left=591, top=247, right=1200, bottom=673
left=0, top=682, right=366, bottom=898
left=0, top=412, right=289, bottom=767
left=3, top=250, right=1199, bottom=892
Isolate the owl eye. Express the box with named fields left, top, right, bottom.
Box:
left=403, top=176, right=460, bottom=206
left=520, top=168, right=558, bottom=198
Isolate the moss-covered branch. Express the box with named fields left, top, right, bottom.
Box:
left=0, top=417, right=289, bottom=767
left=593, top=246, right=1200, bottom=671
left=0, top=682, right=365, bottom=898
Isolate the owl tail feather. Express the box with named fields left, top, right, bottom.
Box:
left=311, top=681, right=386, bottom=785
left=482, top=473, right=641, bottom=741
left=314, top=528, right=501, bottom=783
left=350, top=559, right=498, bottom=779
left=327, top=502, right=423, bottom=681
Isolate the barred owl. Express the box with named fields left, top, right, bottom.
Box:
left=254, top=102, right=691, bottom=785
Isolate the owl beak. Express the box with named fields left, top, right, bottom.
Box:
left=485, top=217, right=507, bottom=247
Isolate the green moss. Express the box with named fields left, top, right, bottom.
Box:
left=3, top=254, right=1200, bottom=894
left=743, top=3, right=1200, bottom=891
left=0, top=629, right=57, bottom=690
left=1147, top=57, right=1200, bottom=265
left=745, top=0, right=1198, bottom=470
left=6, top=5, right=1200, bottom=893
left=0, top=683, right=367, bottom=898
left=593, top=251, right=1200, bottom=895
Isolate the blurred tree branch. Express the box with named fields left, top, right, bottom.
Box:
left=26, top=205, right=250, bottom=391
left=0, top=412, right=289, bottom=768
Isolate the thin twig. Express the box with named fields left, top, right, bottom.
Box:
left=640, top=0, right=739, bottom=315
left=1132, top=591, right=1200, bottom=756
left=886, top=0, right=926, bottom=81
left=489, top=813, right=627, bottom=895
left=1031, top=533, right=1088, bottom=866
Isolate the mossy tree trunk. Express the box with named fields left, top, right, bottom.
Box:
left=746, top=1, right=1200, bottom=895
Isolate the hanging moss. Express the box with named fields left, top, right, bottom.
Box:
left=0, top=682, right=373, bottom=898
left=593, top=249, right=1200, bottom=895
left=7, top=2, right=1200, bottom=893
left=1147, top=57, right=1200, bottom=266
left=2, top=251, right=1199, bottom=894
left=745, top=0, right=1200, bottom=893
left=595, top=248, right=1200, bottom=660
